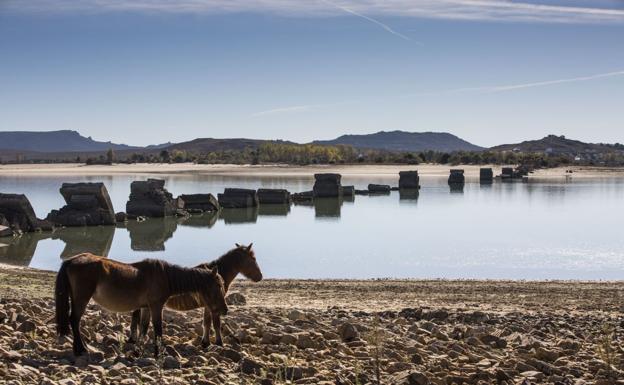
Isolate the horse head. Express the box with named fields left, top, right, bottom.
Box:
left=234, top=242, right=263, bottom=282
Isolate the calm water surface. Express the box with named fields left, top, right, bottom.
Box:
left=1, top=174, right=623, bottom=280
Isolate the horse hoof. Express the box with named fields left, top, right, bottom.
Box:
left=201, top=340, right=210, bottom=348
left=215, top=340, right=223, bottom=347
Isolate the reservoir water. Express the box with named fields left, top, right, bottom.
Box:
left=1, top=173, right=622, bottom=280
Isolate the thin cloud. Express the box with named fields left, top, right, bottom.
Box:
left=321, top=0, right=416, bottom=42
left=6, top=1, right=624, bottom=24
left=255, top=69, right=624, bottom=117
left=482, top=70, right=624, bottom=93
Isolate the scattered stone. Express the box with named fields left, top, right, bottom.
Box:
left=225, top=292, right=246, bottom=306
left=392, top=370, right=430, bottom=385
left=17, top=320, right=36, bottom=333
left=240, top=357, right=263, bottom=375
left=162, top=355, right=181, bottom=369
left=338, top=322, right=359, bottom=342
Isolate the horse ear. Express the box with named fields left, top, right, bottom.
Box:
left=247, top=243, right=253, bottom=251
left=235, top=243, right=241, bottom=248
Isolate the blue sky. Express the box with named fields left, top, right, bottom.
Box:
left=1, top=1, right=623, bottom=147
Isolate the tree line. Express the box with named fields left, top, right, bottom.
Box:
left=81, top=142, right=624, bottom=168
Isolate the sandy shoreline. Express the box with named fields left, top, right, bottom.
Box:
left=1, top=162, right=624, bottom=179
left=1, top=265, right=622, bottom=384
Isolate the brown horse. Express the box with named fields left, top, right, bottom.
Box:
left=55, top=253, right=228, bottom=357
left=130, top=243, right=262, bottom=346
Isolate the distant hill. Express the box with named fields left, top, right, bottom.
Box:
left=313, top=131, right=484, bottom=152
left=0, top=130, right=138, bottom=152
left=490, top=135, right=623, bottom=155
left=163, top=138, right=295, bottom=153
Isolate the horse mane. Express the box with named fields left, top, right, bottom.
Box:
left=144, top=259, right=220, bottom=295
left=199, top=246, right=252, bottom=276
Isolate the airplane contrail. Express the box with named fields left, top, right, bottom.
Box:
left=321, top=0, right=419, bottom=43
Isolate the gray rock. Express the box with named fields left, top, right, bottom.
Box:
left=225, top=292, right=246, bottom=306
left=162, top=355, right=181, bottom=369
left=177, top=194, right=220, bottom=212
left=448, top=169, right=465, bottom=185
left=392, top=371, right=430, bottom=385
left=338, top=322, right=359, bottom=342
left=17, top=320, right=36, bottom=333
left=47, top=183, right=116, bottom=226
left=0, top=193, right=51, bottom=233
left=115, top=212, right=128, bottom=223
left=399, top=171, right=420, bottom=189
left=218, top=188, right=258, bottom=208
left=126, top=179, right=178, bottom=218
left=313, top=174, right=342, bottom=198
left=368, top=184, right=391, bottom=194
left=239, top=357, right=263, bottom=375
left=257, top=189, right=291, bottom=204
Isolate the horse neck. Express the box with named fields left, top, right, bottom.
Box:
left=213, top=251, right=245, bottom=290
left=164, top=264, right=209, bottom=296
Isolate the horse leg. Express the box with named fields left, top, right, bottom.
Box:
left=139, top=307, right=151, bottom=340
left=69, top=296, right=89, bottom=356
left=201, top=307, right=212, bottom=347
left=129, top=309, right=140, bottom=343
left=212, top=312, right=223, bottom=346
left=150, top=305, right=163, bottom=358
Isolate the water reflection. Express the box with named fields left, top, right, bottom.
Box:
left=449, top=184, right=465, bottom=193
left=54, top=226, right=114, bottom=258
left=399, top=189, right=420, bottom=201
left=126, top=217, right=178, bottom=251
left=258, top=204, right=290, bottom=216
left=179, top=212, right=218, bottom=228
left=220, top=207, right=258, bottom=224
left=314, top=197, right=343, bottom=218
left=0, top=232, right=50, bottom=266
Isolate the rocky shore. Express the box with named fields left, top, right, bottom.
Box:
left=0, top=266, right=622, bottom=385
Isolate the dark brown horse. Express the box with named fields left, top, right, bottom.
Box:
left=130, top=243, right=262, bottom=346
left=55, top=253, right=228, bottom=357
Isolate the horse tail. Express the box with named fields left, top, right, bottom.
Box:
left=55, top=260, right=72, bottom=336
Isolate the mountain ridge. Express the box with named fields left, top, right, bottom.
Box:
left=312, top=130, right=484, bottom=152
left=0, top=130, right=139, bottom=152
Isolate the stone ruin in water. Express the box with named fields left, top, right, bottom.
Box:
left=46, top=183, right=116, bottom=226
